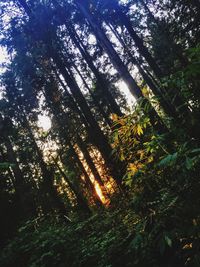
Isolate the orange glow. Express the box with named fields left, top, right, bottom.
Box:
left=94, top=182, right=107, bottom=204
left=73, top=144, right=115, bottom=206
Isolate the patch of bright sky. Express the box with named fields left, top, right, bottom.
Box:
left=37, top=114, right=52, bottom=131
left=0, top=47, right=9, bottom=73
left=0, top=47, right=8, bottom=99
left=117, top=80, right=135, bottom=107
left=36, top=92, right=52, bottom=131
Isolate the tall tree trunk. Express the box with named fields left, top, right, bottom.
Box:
left=76, top=133, right=105, bottom=188
left=22, top=115, right=67, bottom=217
left=108, top=23, right=177, bottom=119
left=52, top=157, right=91, bottom=214
left=43, top=84, right=104, bottom=207
left=4, top=137, right=24, bottom=188
left=49, top=50, right=125, bottom=183
left=0, top=115, right=37, bottom=217
left=139, top=0, right=158, bottom=23
left=76, top=1, right=143, bottom=100
left=71, top=61, right=113, bottom=127
left=76, top=1, right=167, bottom=133
left=68, top=144, right=103, bottom=207
left=17, top=0, right=31, bottom=15
left=68, top=25, right=123, bottom=116
left=110, top=0, right=163, bottom=78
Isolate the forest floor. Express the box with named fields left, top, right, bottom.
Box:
left=0, top=199, right=139, bottom=267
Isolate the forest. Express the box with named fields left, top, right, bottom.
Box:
left=0, top=0, right=200, bottom=266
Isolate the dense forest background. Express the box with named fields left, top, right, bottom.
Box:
left=0, top=0, right=200, bottom=266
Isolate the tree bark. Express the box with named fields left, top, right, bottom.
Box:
left=68, top=25, right=123, bottom=116
left=52, top=52, right=112, bottom=153
left=108, top=23, right=177, bottom=119
left=68, top=144, right=103, bottom=208
left=71, top=61, right=113, bottom=127
left=22, top=115, right=67, bottom=217
left=43, top=83, right=103, bottom=208
left=76, top=0, right=143, bottom=100
left=110, top=0, right=163, bottom=78
left=52, top=157, right=91, bottom=214
left=76, top=133, right=105, bottom=187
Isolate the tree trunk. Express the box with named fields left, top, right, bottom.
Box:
left=22, top=115, right=67, bottom=217
left=139, top=0, right=158, bottom=23
left=108, top=23, right=177, bottom=119
left=0, top=115, right=37, bottom=217
left=72, top=61, right=113, bottom=127
left=111, top=0, right=163, bottom=78
left=68, top=144, right=103, bottom=208
left=43, top=84, right=103, bottom=208
left=49, top=50, right=125, bottom=183
left=76, top=1, right=143, bottom=100
left=76, top=133, right=105, bottom=188
left=68, top=25, right=123, bottom=116
left=76, top=1, right=168, bottom=133
left=52, top=157, right=91, bottom=214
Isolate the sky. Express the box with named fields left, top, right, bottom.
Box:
left=0, top=47, right=8, bottom=72
left=0, top=47, right=7, bottom=99
left=37, top=114, right=52, bottom=130
left=0, top=48, right=5, bottom=62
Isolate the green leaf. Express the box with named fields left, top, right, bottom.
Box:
left=130, top=234, right=143, bottom=250
left=190, top=148, right=200, bottom=154
left=158, top=153, right=178, bottom=167
left=164, top=236, right=172, bottom=247
left=185, top=157, right=193, bottom=170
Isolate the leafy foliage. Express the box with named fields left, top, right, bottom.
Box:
left=0, top=211, right=132, bottom=267
left=111, top=110, right=200, bottom=266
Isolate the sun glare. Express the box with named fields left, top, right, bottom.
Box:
left=94, top=182, right=107, bottom=205
left=37, top=115, right=52, bottom=131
